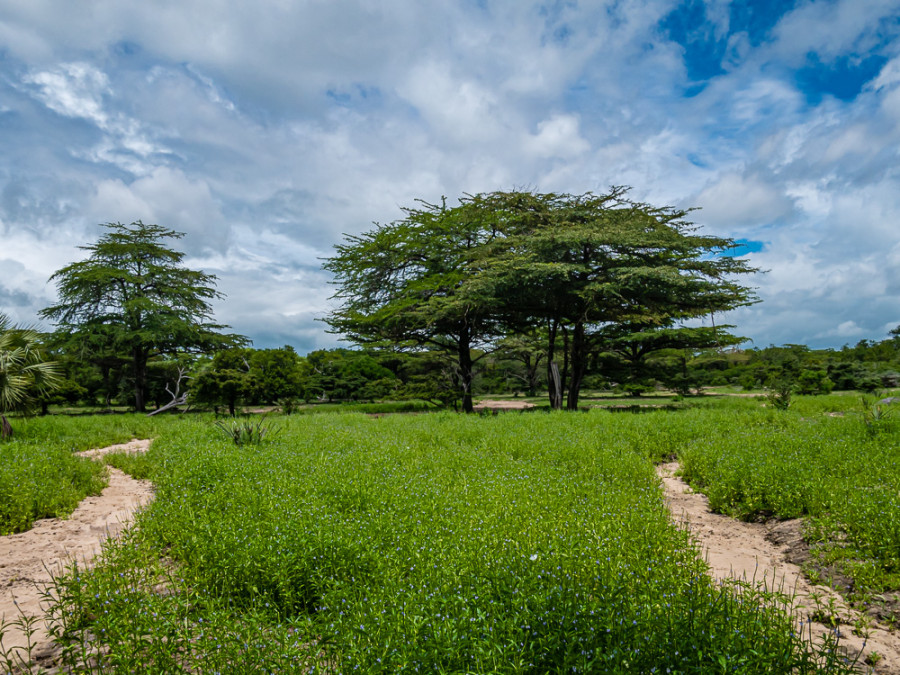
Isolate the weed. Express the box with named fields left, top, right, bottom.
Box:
left=859, top=393, right=893, bottom=435
left=214, top=414, right=277, bottom=445
left=766, top=378, right=793, bottom=410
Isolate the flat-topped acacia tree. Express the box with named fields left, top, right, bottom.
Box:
left=323, top=199, right=503, bottom=414
left=327, top=189, right=758, bottom=412
left=41, top=221, right=247, bottom=412
left=466, top=189, right=759, bottom=409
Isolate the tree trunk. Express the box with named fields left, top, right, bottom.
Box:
left=561, top=326, right=570, bottom=403
left=546, top=319, right=563, bottom=410
left=458, top=324, right=474, bottom=414
left=132, top=346, right=147, bottom=412
left=549, top=362, right=562, bottom=410
left=0, top=414, right=12, bottom=440
left=526, top=354, right=542, bottom=397
left=566, top=322, right=587, bottom=411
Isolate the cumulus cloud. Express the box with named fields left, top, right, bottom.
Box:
left=1, top=0, right=900, bottom=351
left=22, top=62, right=110, bottom=125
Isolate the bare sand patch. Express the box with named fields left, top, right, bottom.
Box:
left=658, top=462, right=900, bottom=673
left=0, top=439, right=153, bottom=669
left=472, top=399, right=536, bottom=411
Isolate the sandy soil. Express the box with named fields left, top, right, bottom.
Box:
left=0, top=439, right=153, bottom=669
left=658, top=462, right=900, bottom=673
left=472, top=399, right=536, bottom=411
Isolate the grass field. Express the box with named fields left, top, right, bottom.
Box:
left=11, top=403, right=877, bottom=673
left=4, top=394, right=897, bottom=671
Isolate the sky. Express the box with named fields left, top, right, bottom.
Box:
left=1, top=0, right=899, bottom=353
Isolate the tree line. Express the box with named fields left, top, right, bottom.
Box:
left=2, top=190, right=896, bottom=430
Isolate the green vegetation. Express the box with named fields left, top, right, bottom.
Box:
left=676, top=395, right=900, bottom=604
left=40, top=221, right=247, bottom=412
left=0, top=414, right=168, bottom=534
left=0, top=313, right=61, bottom=438
left=39, top=409, right=859, bottom=673
left=324, top=189, right=756, bottom=412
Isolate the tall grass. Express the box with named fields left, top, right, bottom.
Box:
left=45, top=411, right=854, bottom=673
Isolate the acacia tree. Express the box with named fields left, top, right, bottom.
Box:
left=41, top=221, right=247, bottom=412
left=323, top=199, right=503, bottom=413
left=468, top=190, right=758, bottom=410
left=0, top=313, right=60, bottom=438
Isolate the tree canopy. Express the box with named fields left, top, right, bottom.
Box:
left=323, top=199, right=503, bottom=413
left=40, top=221, right=247, bottom=412
left=325, top=189, right=758, bottom=410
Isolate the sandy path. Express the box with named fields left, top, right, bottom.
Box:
left=0, top=439, right=153, bottom=669
left=658, top=462, right=900, bottom=673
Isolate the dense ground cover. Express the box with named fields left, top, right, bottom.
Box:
left=0, top=414, right=172, bottom=534
left=43, top=410, right=854, bottom=673
left=677, top=394, right=900, bottom=608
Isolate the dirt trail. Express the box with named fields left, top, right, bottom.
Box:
left=0, top=439, right=152, bottom=669
left=658, top=462, right=900, bottom=674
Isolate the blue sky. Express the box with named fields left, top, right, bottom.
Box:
left=1, top=0, right=899, bottom=351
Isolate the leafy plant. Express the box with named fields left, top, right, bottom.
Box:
left=0, top=313, right=61, bottom=439
left=859, top=393, right=892, bottom=435
left=214, top=414, right=277, bottom=445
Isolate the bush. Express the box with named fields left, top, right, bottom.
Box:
left=795, top=369, right=834, bottom=395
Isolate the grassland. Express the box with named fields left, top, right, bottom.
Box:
left=678, top=394, right=900, bottom=611
left=19, top=405, right=871, bottom=673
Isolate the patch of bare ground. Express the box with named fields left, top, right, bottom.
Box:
left=472, top=399, right=536, bottom=412
left=0, top=439, right=153, bottom=671
left=658, top=462, right=900, bottom=674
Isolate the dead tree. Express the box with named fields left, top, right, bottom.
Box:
left=148, top=366, right=191, bottom=416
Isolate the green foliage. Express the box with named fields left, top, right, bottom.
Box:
left=765, top=375, right=793, bottom=410
left=795, top=369, right=834, bottom=395
left=0, top=414, right=170, bottom=534
left=465, top=190, right=758, bottom=410
left=326, top=189, right=758, bottom=413
left=248, top=346, right=305, bottom=403
left=0, top=313, right=61, bottom=435
left=858, top=393, right=893, bottom=436
left=304, top=348, right=398, bottom=402
left=46, top=411, right=854, bottom=672
left=40, top=221, right=247, bottom=412
left=214, top=415, right=278, bottom=445
left=323, top=198, right=503, bottom=413
left=0, top=441, right=106, bottom=535
left=191, top=348, right=255, bottom=416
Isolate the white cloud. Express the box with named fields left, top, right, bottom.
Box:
left=871, top=55, right=900, bottom=91
left=817, top=320, right=867, bottom=340
left=87, top=168, right=224, bottom=246
left=2, top=0, right=900, bottom=351
left=526, top=114, right=590, bottom=159
left=694, top=172, right=795, bottom=229
left=23, top=62, right=110, bottom=126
